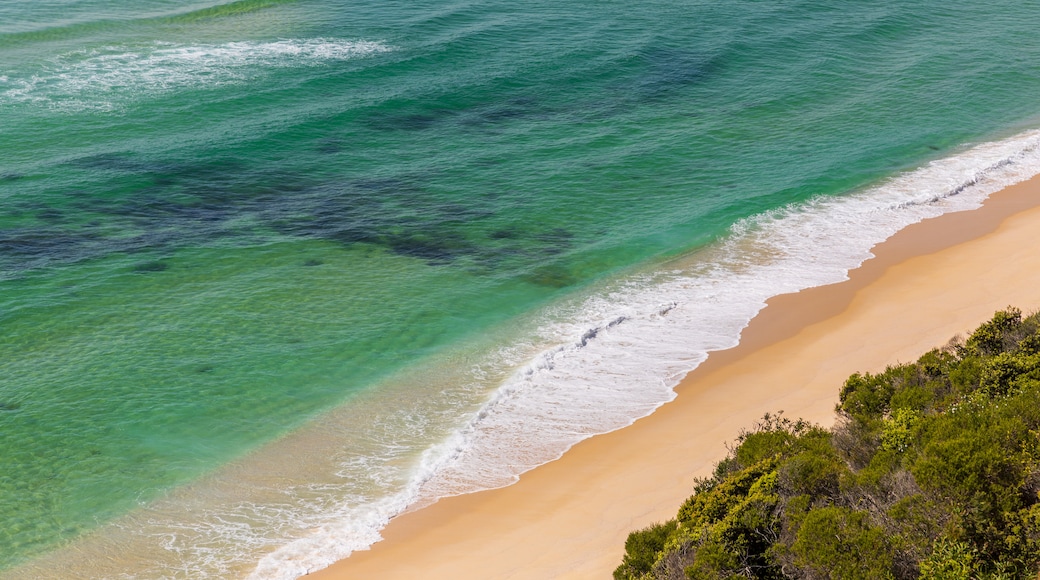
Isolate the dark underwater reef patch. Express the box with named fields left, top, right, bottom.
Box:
left=634, top=48, right=720, bottom=97
left=131, top=261, right=168, bottom=273
left=0, top=228, right=115, bottom=274
left=366, top=111, right=444, bottom=132
left=488, top=227, right=519, bottom=239
left=362, top=96, right=546, bottom=134
left=2, top=157, right=581, bottom=273
left=0, top=229, right=98, bottom=257
left=316, top=139, right=342, bottom=154
left=524, top=263, right=578, bottom=288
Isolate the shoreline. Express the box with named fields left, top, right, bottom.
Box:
left=305, top=173, right=1040, bottom=579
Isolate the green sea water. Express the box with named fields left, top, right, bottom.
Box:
left=3, top=0, right=1040, bottom=577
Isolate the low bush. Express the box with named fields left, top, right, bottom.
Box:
left=615, top=308, right=1040, bottom=579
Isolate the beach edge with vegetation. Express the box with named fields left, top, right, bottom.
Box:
left=617, top=307, right=1040, bottom=580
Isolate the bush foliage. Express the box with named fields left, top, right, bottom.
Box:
left=615, top=308, right=1040, bottom=580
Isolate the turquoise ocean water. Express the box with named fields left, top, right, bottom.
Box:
left=2, top=0, right=1040, bottom=577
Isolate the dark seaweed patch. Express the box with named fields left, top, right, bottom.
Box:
left=71, top=153, right=176, bottom=174
left=132, top=261, right=168, bottom=273
left=366, top=112, right=445, bottom=132
left=535, top=228, right=574, bottom=242
left=0, top=229, right=99, bottom=258
left=489, top=228, right=518, bottom=239
left=457, top=97, right=546, bottom=130
left=120, top=199, right=233, bottom=224
left=317, top=139, right=342, bottom=154
left=3, top=171, right=481, bottom=270
left=36, top=208, right=65, bottom=223
left=460, top=106, right=531, bottom=128
left=478, top=107, right=527, bottom=123
left=525, top=264, right=577, bottom=288
left=5, top=151, right=575, bottom=274
left=364, top=93, right=543, bottom=134
left=351, top=177, right=418, bottom=193
left=260, top=177, right=491, bottom=264
left=634, top=48, right=719, bottom=98
left=534, top=228, right=575, bottom=255
left=386, top=232, right=469, bottom=264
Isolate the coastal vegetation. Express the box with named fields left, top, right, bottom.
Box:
left=616, top=308, right=1040, bottom=580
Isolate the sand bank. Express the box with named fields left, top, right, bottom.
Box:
left=306, top=174, right=1040, bottom=579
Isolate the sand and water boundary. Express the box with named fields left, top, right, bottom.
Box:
left=306, top=174, right=1040, bottom=579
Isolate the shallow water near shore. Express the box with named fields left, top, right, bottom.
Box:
left=4, top=0, right=1040, bottom=578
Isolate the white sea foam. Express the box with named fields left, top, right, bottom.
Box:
left=241, top=128, right=1040, bottom=579
left=0, top=38, right=390, bottom=112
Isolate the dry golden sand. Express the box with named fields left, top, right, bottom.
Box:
left=306, top=175, right=1040, bottom=580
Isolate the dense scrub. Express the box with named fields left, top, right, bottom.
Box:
left=616, top=308, right=1040, bottom=580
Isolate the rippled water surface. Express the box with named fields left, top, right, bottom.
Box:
left=3, top=0, right=1040, bottom=577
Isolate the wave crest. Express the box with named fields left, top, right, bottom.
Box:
left=0, top=39, right=391, bottom=112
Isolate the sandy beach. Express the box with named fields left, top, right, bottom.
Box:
left=307, top=174, right=1040, bottom=580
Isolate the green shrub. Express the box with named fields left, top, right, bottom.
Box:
left=880, top=408, right=920, bottom=453
left=614, top=520, right=679, bottom=580
left=839, top=371, right=894, bottom=423
left=616, top=308, right=1040, bottom=580
left=963, top=307, right=1022, bottom=357
left=792, top=507, right=896, bottom=579
left=918, top=537, right=976, bottom=580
